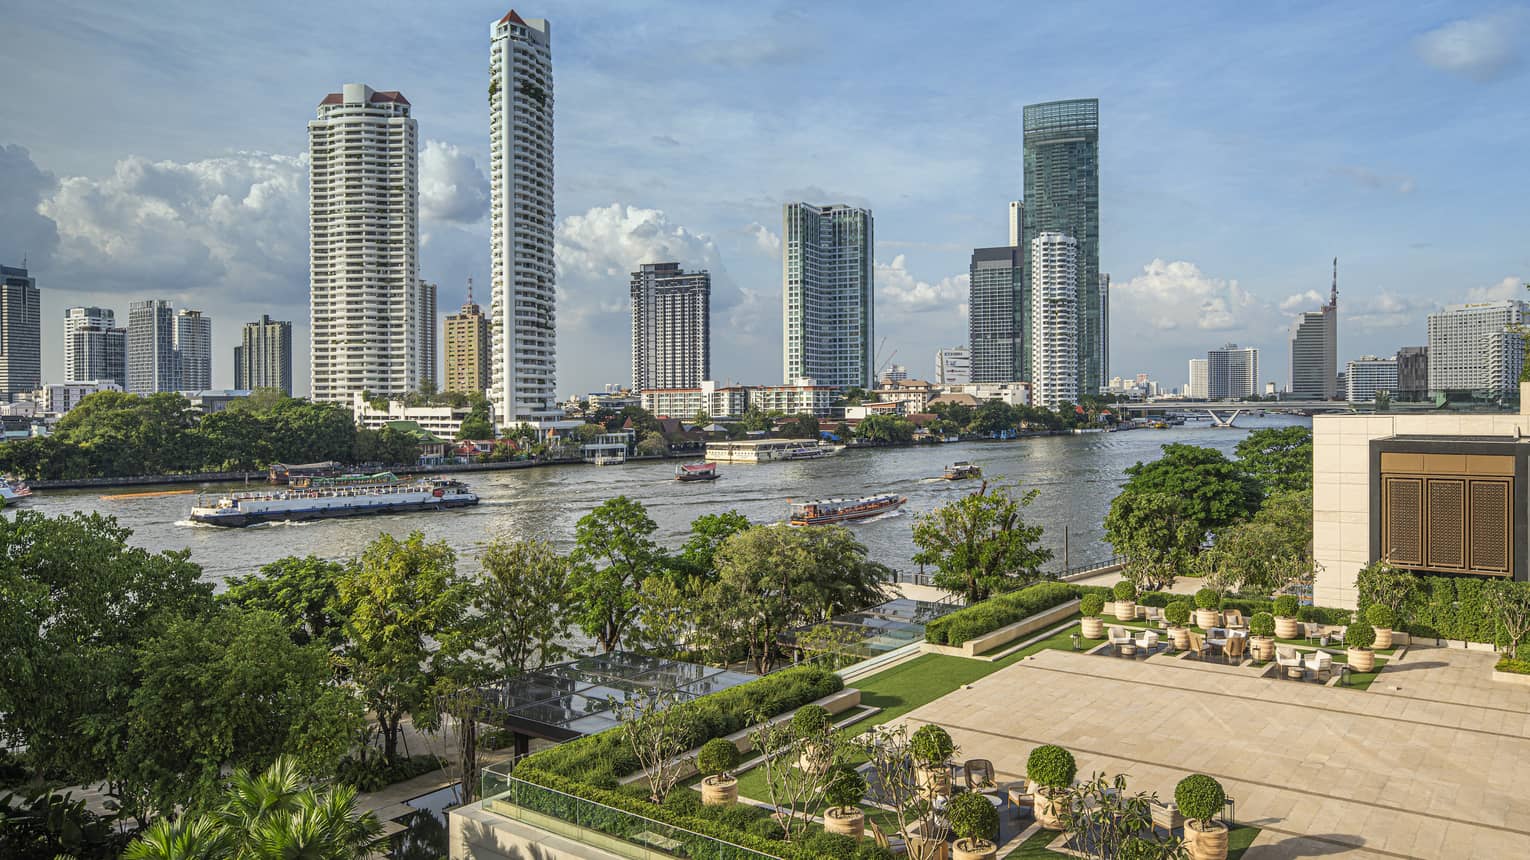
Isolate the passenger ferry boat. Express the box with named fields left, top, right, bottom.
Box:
left=942, top=462, right=981, bottom=481
left=705, top=439, right=844, bottom=463
left=0, top=478, right=33, bottom=503
left=675, top=462, right=719, bottom=482
left=189, top=473, right=477, bottom=527
left=789, top=493, right=906, bottom=526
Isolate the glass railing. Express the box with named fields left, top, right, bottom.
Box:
left=479, top=764, right=778, bottom=860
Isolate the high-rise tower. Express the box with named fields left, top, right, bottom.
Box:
left=1029, top=232, right=1078, bottom=409
left=127, top=299, right=176, bottom=395
left=488, top=11, right=558, bottom=424
left=444, top=280, right=490, bottom=396
left=235, top=315, right=293, bottom=395
left=631, top=263, right=710, bottom=392
left=64, top=307, right=114, bottom=383
left=174, top=309, right=212, bottom=391
left=1288, top=258, right=1339, bottom=399
left=782, top=203, right=875, bottom=389
left=0, top=265, right=41, bottom=402
left=308, top=83, right=420, bottom=403
left=968, top=246, right=1024, bottom=383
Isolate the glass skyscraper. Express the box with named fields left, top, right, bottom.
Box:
left=968, top=246, right=1024, bottom=383
left=1022, top=99, right=1104, bottom=397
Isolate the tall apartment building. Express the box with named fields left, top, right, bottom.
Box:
left=782, top=203, right=875, bottom=389
left=1187, top=359, right=1208, bottom=399
left=127, top=299, right=176, bottom=395
left=1289, top=259, right=1339, bottom=399
left=1345, top=355, right=1398, bottom=403
left=1007, top=201, right=1023, bottom=247
left=174, top=309, right=212, bottom=391
left=1029, top=232, right=1078, bottom=409
left=1427, top=301, right=1528, bottom=398
left=1207, top=343, right=1258, bottom=399
left=489, top=11, right=558, bottom=424
left=70, top=324, right=127, bottom=390
left=415, top=279, right=438, bottom=389
left=234, top=315, right=293, bottom=395
left=64, top=306, right=113, bottom=383
left=444, top=283, right=490, bottom=396
left=630, top=262, right=710, bottom=392
left=935, top=346, right=971, bottom=385
left=1099, top=273, right=1110, bottom=382
left=969, top=246, right=1023, bottom=383
left=308, top=83, right=420, bottom=404
left=1023, top=99, right=1105, bottom=396
left=0, top=265, right=41, bottom=401
left=1395, top=346, right=1429, bottom=401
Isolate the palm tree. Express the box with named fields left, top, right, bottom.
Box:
left=122, top=816, right=233, bottom=860
left=247, top=784, right=383, bottom=860
left=217, top=756, right=306, bottom=844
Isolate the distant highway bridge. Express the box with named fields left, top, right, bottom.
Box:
left=1112, top=400, right=1437, bottom=427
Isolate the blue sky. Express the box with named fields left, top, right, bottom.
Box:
left=3, top=0, right=1528, bottom=395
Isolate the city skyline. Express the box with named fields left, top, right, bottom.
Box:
left=3, top=3, right=1528, bottom=395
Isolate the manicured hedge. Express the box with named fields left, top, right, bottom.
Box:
left=1495, top=657, right=1530, bottom=675
left=924, top=581, right=1083, bottom=646
left=1397, top=574, right=1505, bottom=645
left=1136, top=591, right=1352, bottom=625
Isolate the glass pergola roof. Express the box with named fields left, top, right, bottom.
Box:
left=480, top=652, right=757, bottom=741
left=778, top=596, right=960, bottom=657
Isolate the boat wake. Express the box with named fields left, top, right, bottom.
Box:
left=174, top=519, right=216, bottom=528
left=861, top=508, right=906, bottom=523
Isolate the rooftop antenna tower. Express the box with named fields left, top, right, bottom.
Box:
left=1330, top=257, right=1338, bottom=310
left=466, top=276, right=475, bottom=306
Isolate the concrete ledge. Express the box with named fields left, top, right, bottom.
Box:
left=922, top=599, right=1081, bottom=658
left=1491, top=669, right=1530, bottom=686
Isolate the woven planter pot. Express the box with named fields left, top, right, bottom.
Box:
left=1274, top=616, right=1299, bottom=639
left=1080, top=616, right=1105, bottom=639
left=1115, top=600, right=1137, bottom=621
left=915, top=764, right=952, bottom=797
left=1373, top=627, right=1393, bottom=650
left=1034, top=787, right=1068, bottom=830
left=824, top=807, right=864, bottom=838
left=1194, top=608, right=1221, bottom=629
left=1250, top=636, right=1275, bottom=662
left=1186, top=819, right=1228, bottom=860
left=700, top=775, right=737, bottom=806
left=797, top=744, right=832, bottom=775
left=1348, top=648, right=1376, bottom=672
left=953, top=838, right=997, bottom=860
left=1170, top=626, right=1191, bottom=650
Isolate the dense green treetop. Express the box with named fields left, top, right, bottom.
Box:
left=911, top=480, right=1053, bottom=603
left=1236, top=426, right=1312, bottom=495
left=569, top=496, right=667, bottom=653
left=1118, top=443, right=1261, bottom=537
left=221, top=555, right=347, bottom=647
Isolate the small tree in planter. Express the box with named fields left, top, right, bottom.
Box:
left=1345, top=619, right=1377, bottom=673
left=1080, top=593, right=1107, bottom=639
left=910, top=724, right=958, bottom=798
left=947, top=791, right=1000, bottom=860
left=1165, top=601, right=1192, bottom=650
left=1113, top=581, right=1139, bottom=621
left=1365, top=605, right=1396, bottom=650
left=1175, top=774, right=1227, bottom=860
left=696, top=738, right=740, bottom=806
left=1272, top=595, right=1300, bottom=639
left=853, top=724, right=951, bottom=860
left=750, top=705, right=843, bottom=842
left=1193, top=588, right=1223, bottom=630
left=1026, top=744, right=1077, bottom=830
left=612, top=688, right=690, bottom=803
left=1248, top=612, right=1276, bottom=662
left=1058, top=771, right=1180, bottom=860
left=1487, top=580, right=1530, bottom=659
left=821, top=763, right=868, bottom=838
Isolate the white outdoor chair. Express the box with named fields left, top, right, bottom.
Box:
left=1135, top=629, right=1159, bottom=652
left=1276, top=646, right=1304, bottom=678
left=1108, top=626, right=1133, bottom=652
left=1305, top=650, right=1333, bottom=681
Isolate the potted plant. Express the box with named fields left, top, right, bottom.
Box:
left=1366, top=604, right=1395, bottom=650
left=696, top=738, right=740, bottom=806
left=947, top=790, right=1000, bottom=860
left=1193, top=588, right=1222, bottom=630
left=1248, top=612, right=1276, bottom=662
left=1346, top=618, right=1377, bottom=672
left=792, top=705, right=834, bottom=774
left=821, top=763, right=868, bottom=838
left=1165, top=601, right=1193, bottom=650
left=1176, top=774, right=1228, bottom=860
left=911, top=724, right=957, bottom=797
left=1113, top=581, right=1138, bottom=621
left=1026, top=744, right=1077, bottom=830
left=1273, top=595, right=1300, bottom=640
left=1080, top=593, right=1107, bottom=639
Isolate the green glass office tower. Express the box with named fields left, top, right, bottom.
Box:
left=1022, top=99, right=1103, bottom=396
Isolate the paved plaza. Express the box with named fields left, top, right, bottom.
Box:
left=899, top=645, right=1530, bottom=859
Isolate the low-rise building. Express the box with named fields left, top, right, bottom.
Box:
left=30, top=381, right=123, bottom=414
left=183, top=389, right=252, bottom=414
left=1344, top=355, right=1398, bottom=403
left=843, top=401, right=906, bottom=419
left=640, top=380, right=750, bottom=420
left=749, top=380, right=838, bottom=417
left=942, top=381, right=1031, bottom=407
left=874, top=379, right=937, bottom=413
left=352, top=392, right=484, bottom=440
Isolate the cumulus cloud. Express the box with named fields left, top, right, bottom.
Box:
left=0, top=144, right=60, bottom=267
left=876, top=255, right=967, bottom=313
left=1345, top=292, right=1438, bottom=332
left=1113, top=259, right=1261, bottom=332
left=1415, top=11, right=1525, bottom=81
left=743, top=222, right=780, bottom=256
left=1467, top=275, right=1526, bottom=302
left=1280, top=289, right=1325, bottom=313
left=419, top=140, right=489, bottom=224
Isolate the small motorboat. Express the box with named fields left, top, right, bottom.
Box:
left=0, top=478, right=32, bottom=503
left=942, top=462, right=981, bottom=481
left=675, top=462, right=719, bottom=482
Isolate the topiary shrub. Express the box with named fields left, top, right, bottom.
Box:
left=791, top=704, right=831, bottom=736
left=1080, top=593, right=1106, bottom=617
left=1273, top=595, right=1299, bottom=617
left=910, top=724, right=956, bottom=768
left=660, top=787, right=702, bottom=815
left=696, top=738, right=739, bottom=780
left=1366, top=604, right=1396, bottom=629
left=1295, top=605, right=1320, bottom=622
left=1345, top=619, right=1376, bottom=650
left=1195, top=588, right=1222, bottom=610
left=1165, top=601, right=1191, bottom=627
left=822, top=763, right=868, bottom=813
left=1113, top=580, right=1137, bottom=601
left=1249, top=611, right=1275, bottom=638
left=947, top=790, right=1000, bottom=845
left=1174, top=774, right=1225, bottom=823
left=1026, top=744, right=1077, bottom=790
left=802, top=831, right=859, bottom=857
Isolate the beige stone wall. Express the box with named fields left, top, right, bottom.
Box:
left=1313, top=412, right=1530, bottom=608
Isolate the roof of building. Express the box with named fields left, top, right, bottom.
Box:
left=928, top=393, right=981, bottom=407
left=499, top=9, right=526, bottom=25
left=384, top=420, right=445, bottom=444
left=318, top=89, right=410, bottom=107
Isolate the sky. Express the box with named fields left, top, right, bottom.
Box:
left=3, top=0, right=1529, bottom=397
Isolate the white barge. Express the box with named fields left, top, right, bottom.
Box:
left=704, top=439, right=844, bottom=463
left=189, top=472, right=477, bottom=527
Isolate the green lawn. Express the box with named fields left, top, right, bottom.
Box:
left=1002, top=823, right=1259, bottom=859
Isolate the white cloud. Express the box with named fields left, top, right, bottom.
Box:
left=743, top=222, right=780, bottom=256
left=0, top=144, right=60, bottom=266
left=1113, top=259, right=1261, bottom=332
left=1416, top=12, right=1525, bottom=81
left=876, top=254, right=967, bottom=313
left=1467, top=275, right=1526, bottom=302
left=1345, top=292, right=1438, bottom=332
left=1280, top=289, right=1325, bottom=313
left=419, top=140, right=489, bottom=224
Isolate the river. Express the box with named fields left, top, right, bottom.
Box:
left=12, top=416, right=1309, bottom=585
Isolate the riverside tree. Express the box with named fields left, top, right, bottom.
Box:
left=472, top=537, right=573, bottom=675
left=1103, top=491, right=1203, bottom=592
left=1115, top=443, right=1261, bottom=539
left=221, top=555, right=348, bottom=647
left=911, top=480, right=1053, bottom=603
left=1236, top=425, right=1313, bottom=495
left=569, top=496, right=667, bottom=652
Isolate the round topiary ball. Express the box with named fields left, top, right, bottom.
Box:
left=1113, top=580, right=1138, bottom=601
left=1273, top=595, right=1299, bottom=618
left=1249, top=611, right=1275, bottom=638
left=1365, top=604, right=1396, bottom=629
left=791, top=704, right=831, bottom=736
left=822, top=763, right=868, bottom=811
left=1080, top=593, right=1106, bottom=617
left=1345, top=619, right=1376, bottom=650
left=1165, top=601, right=1191, bottom=627
left=1026, top=744, right=1077, bottom=790
left=1175, top=774, right=1225, bottom=823
left=910, top=724, right=956, bottom=768
left=947, top=790, right=1000, bottom=844
left=1195, top=588, right=1222, bottom=610
left=696, top=738, right=740, bottom=778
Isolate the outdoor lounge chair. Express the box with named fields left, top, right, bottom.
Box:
left=869, top=821, right=906, bottom=855
left=1223, top=609, right=1246, bottom=630
left=1305, top=649, right=1333, bottom=681
left=964, top=758, right=997, bottom=791
left=1135, top=629, right=1160, bottom=653
left=1276, top=645, right=1304, bottom=678
left=1303, top=621, right=1326, bottom=645
left=1186, top=631, right=1211, bottom=660
left=1223, top=633, right=1247, bottom=664
left=1108, top=626, right=1133, bottom=653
